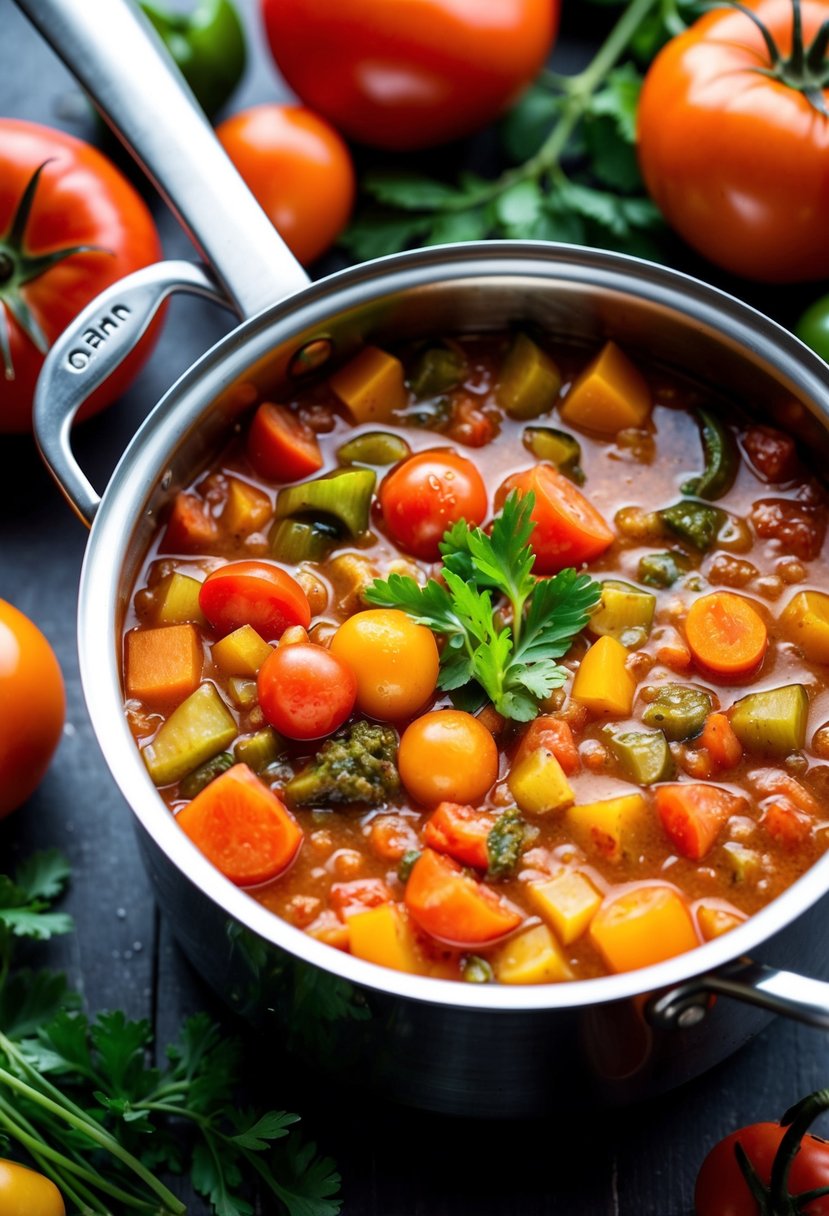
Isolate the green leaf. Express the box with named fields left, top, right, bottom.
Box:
left=425, top=208, right=489, bottom=245
left=535, top=200, right=588, bottom=245
left=360, top=171, right=467, bottom=211
left=269, top=1136, right=343, bottom=1216
left=339, top=213, right=428, bottom=261
left=192, top=1138, right=252, bottom=1216
left=584, top=117, right=644, bottom=192
left=90, top=1011, right=156, bottom=1098
left=500, top=83, right=560, bottom=162
left=0, top=970, right=77, bottom=1040
left=230, top=1109, right=298, bottom=1151
left=14, top=850, right=71, bottom=902
left=517, top=569, right=601, bottom=665
left=588, top=63, right=642, bottom=142
left=494, top=179, right=543, bottom=233
left=364, top=573, right=464, bottom=638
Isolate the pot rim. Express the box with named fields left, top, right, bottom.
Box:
left=79, top=239, right=829, bottom=1013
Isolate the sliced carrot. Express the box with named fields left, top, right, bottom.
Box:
left=422, top=803, right=494, bottom=870
left=515, top=716, right=580, bottom=776
left=590, top=885, right=698, bottom=973
left=749, top=768, right=821, bottom=817
left=761, top=797, right=813, bottom=848
left=330, top=878, right=394, bottom=922
left=247, top=402, right=323, bottom=483
left=221, top=476, right=272, bottom=536
left=655, top=782, right=741, bottom=860
left=162, top=491, right=218, bottom=553
left=125, top=624, right=202, bottom=706
left=176, top=763, right=302, bottom=886
left=368, top=814, right=419, bottom=862
left=700, top=712, right=743, bottom=771
left=684, top=591, right=768, bottom=680
left=404, top=848, right=523, bottom=948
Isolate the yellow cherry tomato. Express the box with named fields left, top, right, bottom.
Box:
left=0, top=1159, right=65, bottom=1216
left=330, top=609, right=439, bottom=720
left=398, top=709, right=498, bottom=806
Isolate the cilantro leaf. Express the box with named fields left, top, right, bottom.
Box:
left=364, top=573, right=465, bottom=639
left=0, top=852, right=73, bottom=942
left=14, top=850, right=71, bottom=902
left=516, top=569, right=602, bottom=665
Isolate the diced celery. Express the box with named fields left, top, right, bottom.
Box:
left=522, top=426, right=584, bottom=483
left=269, top=518, right=337, bottom=564
left=227, top=677, right=258, bottom=709
left=234, top=727, right=283, bottom=773
left=589, top=580, right=655, bottom=649
left=153, top=572, right=206, bottom=626
left=495, top=333, right=562, bottom=420
left=274, top=468, right=376, bottom=538
left=179, top=752, right=234, bottom=799
left=729, top=684, right=808, bottom=756
left=211, top=625, right=272, bottom=677
left=337, top=431, right=411, bottom=467
left=642, top=684, right=712, bottom=741
left=606, top=729, right=675, bottom=785
left=142, top=683, right=237, bottom=787
left=409, top=346, right=467, bottom=398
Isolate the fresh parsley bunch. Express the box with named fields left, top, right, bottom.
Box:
left=365, top=491, right=600, bottom=722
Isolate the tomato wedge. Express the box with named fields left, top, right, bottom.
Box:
left=655, top=783, right=741, bottom=861
left=247, top=402, right=323, bottom=482
left=199, top=561, right=311, bottom=640
left=422, top=802, right=494, bottom=871
left=498, top=465, right=614, bottom=573
left=404, top=848, right=523, bottom=947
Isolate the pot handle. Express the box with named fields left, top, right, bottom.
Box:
left=648, top=958, right=829, bottom=1032
left=35, top=259, right=228, bottom=527
left=14, top=0, right=310, bottom=319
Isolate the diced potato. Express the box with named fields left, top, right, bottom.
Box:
left=589, top=580, right=655, bottom=649
left=507, top=748, right=575, bottom=816
left=781, top=591, right=829, bottom=663
left=142, top=682, right=237, bottom=786
left=347, top=903, right=420, bottom=973
left=211, top=624, right=273, bottom=677
left=697, top=902, right=747, bottom=941
left=571, top=635, right=636, bottom=716
left=491, top=923, right=573, bottom=984
left=329, top=346, right=407, bottom=423
left=729, top=684, right=808, bottom=756
left=590, top=885, right=698, bottom=973
left=495, top=333, right=562, bottom=420
left=153, top=572, right=207, bottom=627
left=221, top=477, right=272, bottom=536
left=559, top=341, right=652, bottom=435
left=566, top=793, right=649, bottom=864
left=527, top=871, right=601, bottom=945
left=125, top=624, right=203, bottom=707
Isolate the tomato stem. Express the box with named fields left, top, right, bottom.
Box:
left=770, top=1088, right=829, bottom=1213
left=734, top=1140, right=776, bottom=1214
left=0, top=252, right=12, bottom=286
left=726, top=0, right=829, bottom=114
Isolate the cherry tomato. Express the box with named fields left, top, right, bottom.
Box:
left=0, top=119, right=162, bottom=432
left=638, top=2, right=829, bottom=282
left=199, top=561, right=311, bottom=641
left=329, top=609, right=439, bottom=720
left=216, top=104, right=355, bottom=265
left=696, top=1121, right=829, bottom=1215
left=0, top=1158, right=65, bottom=1216
left=795, top=295, right=829, bottom=365
left=398, top=709, right=498, bottom=806
left=258, top=642, right=357, bottom=739
left=260, top=0, right=559, bottom=151
left=497, top=464, right=614, bottom=573
left=380, top=449, right=488, bottom=560
left=404, top=848, right=523, bottom=947
left=0, top=600, right=65, bottom=819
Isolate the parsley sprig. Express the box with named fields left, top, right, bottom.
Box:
left=365, top=492, right=600, bottom=722
left=0, top=852, right=341, bottom=1216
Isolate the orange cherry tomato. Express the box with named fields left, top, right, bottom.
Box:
left=398, top=709, right=498, bottom=806
left=498, top=464, right=614, bottom=574
left=329, top=609, right=439, bottom=720
left=216, top=104, right=355, bottom=265
left=260, top=0, right=559, bottom=151
left=380, top=450, right=488, bottom=560
left=0, top=1160, right=65, bottom=1216
left=247, top=402, right=323, bottom=483
left=404, top=848, right=523, bottom=947
left=199, top=561, right=311, bottom=641
left=258, top=642, right=357, bottom=740
left=0, top=600, right=65, bottom=819
left=637, top=1, right=829, bottom=282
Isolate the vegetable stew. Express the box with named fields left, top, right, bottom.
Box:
left=122, top=332, right=829, bottom=984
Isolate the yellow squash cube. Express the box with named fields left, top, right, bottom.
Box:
left=559, top=340, right=652, bottom=434
left=348, top=903, right=420, bottom=974
left=507, top=747, right=575, bottom=815
left=154, top=572, right=206, bottom=627
left=527, top=871, right=602, bottom=945
left=566, top=793, right=649, bottom=864
left=571, top=635, right=636, bottom=716
left=697, top=902, right=747, bottom=941
left=211, top=625, right=273, bottom=677
left=781, top=590, right=829, bottom=663
left=590, top=885, right=698, bottom=973
left=329, top=346, right=407, bottom=423
left=491, top=923, right=573, bottom=984
left=221, top=477, right=272, bottom=536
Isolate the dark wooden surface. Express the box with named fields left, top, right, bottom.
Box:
left=2, top=3, right=829, bottom=1213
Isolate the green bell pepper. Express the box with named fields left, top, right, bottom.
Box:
left=659, top=500, right=724, bottom=552
left=140, top=0, right=246, bottom=119
left=681, top=408, right=738, bottom=501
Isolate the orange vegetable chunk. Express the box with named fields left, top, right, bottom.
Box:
left=559, top=341, right=651, bottom=434
left=176, top=763, right=302, bottom=886
left=697, top=902, right=747, bottom=941
left=590, top=885, right=698, bottom=973
left=699, top=711, right=742, bottom=770
left=655, top=782, right=741, bottom=860
left=515, top=716, right=580, bottom=776
left=221, top=476, right=272, bottom=535
left=423, top=802, right=493, bottom=870
left=125, top=624, right=202, bottom=707
left=162, top=491, right=218, bottom=553
left=348, top=903, right=421, bottom=973
left=329, top=346, right=407, bottom=423
left=330, top=877, right=393, bottom=921
left=404, top=848, right=523, bottom=948
left=684, top=591, right=768, bottom=680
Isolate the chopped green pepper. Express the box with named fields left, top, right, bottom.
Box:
left=486, top=808, right=530, bottom=880
left=269, top=518, right=338, bottom=564
left=178, top=751, right=234, bottom=799
left=234, top=727, right=283, bottom=773
left=730, top=684, right=809, bottom=756
left=682, top=408, right=739, bottom=501
left=659, top=500, right=724, bottom=552
left=590, top=580, right=656, bottom=650
left=637, top=551, right=692, bottom=589
left=605, top=729, right=675, bottom=785
left=398, top=849, right=421, bottom=883
left=140, top=0, right=246, bottom=118
left=462, top=955, right=494, bottom=983
left=143, top=683, right=237, bottom=786
left=642, top=684, right=713, bottom=741
left=275, top=468, right=376, bottom=539
left=496, top=333, right=562, bottom=420
left=337, top=431, right=411, bottom=468
left=409, top=345, right=467, bottom=398
left=522, top=426, right=585, bottom=483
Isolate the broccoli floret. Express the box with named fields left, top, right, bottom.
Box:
left=284, top=721, right=400, bottom=806
left=486, top=808, right=535, bottom=880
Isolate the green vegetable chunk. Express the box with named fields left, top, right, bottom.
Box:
left=682, top=408, right=738, bottom=501
left=275, top=467, right=376, bottom=539
left=523, top=426, right=585, bottom=483
left=227, top=676, right=257, bottom=709
left=642, top=684, right=713, bottom=742
left=143, top=683, right=237, bottom=786
left=659, top=501, right=724, bottom=552
left=269, top=517, right=337, bottom=563
left=637, top=550, right=692, bottom=589
left=496, top=333, right=562, bottom=420
left=140, top=0, right=246, bottom=118
left=730, top=684, right=809, bottom=756
left=337, top=430, right=411, bottom=467
left=178, top=751, right=234, bottom=799
left=398, top=849, right=421, bottom=883
left=590, top=579, right=655, bottom=649
left=462, top=955, right=495, bottom=983
left=285, top=720, right=400, bottom=806
left=486, top=808, right=531, bottom=879
left=409, top=345, right=467, bottom=398
left=234, top=727, right=283, bottom=773
left=605, top=729, right=674, bottom=785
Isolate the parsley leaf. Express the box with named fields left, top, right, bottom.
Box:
left=0, top=851, right=73, bottom=942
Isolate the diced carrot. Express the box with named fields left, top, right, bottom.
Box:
left=590, top=885, right=699, bottom=973
left=221, top=476, right=272, bottom=536
left=515, top=716, right=581, bottom=775
left=404, top=848, right=523, bottom=948
left=748, top=768, right=821, bottom=816
left=656, top=639, right=692, bottom=674
left=176, top=763, right=302, bottom=886
left=368, top=814, right=420, bottom=862
left=347, top=902, right=421, bottom=972
left=125, top=624, right=203, bottom=706
left=559, top=341, right=652, bottom=435
left=161, top=491, right=218, bottom=553
left=761, top=797, right=813, bottom=849
left=684, top=591, right=768, bottom=680
left=330, top=878, right=394, bottom=922
left=247, top=402, right=323, bottom=483
left=700, top=712, right=743, bottom=771
left=422, top=802, right=494, bottom=870
left=655, top=782, right=742, bottom=860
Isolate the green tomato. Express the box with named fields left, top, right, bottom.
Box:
left=140, top=0, right=246, bottom=119
left=795, top=295, right=829, bottom=365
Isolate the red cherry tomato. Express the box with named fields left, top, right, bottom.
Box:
left=257, top=642, right=357, bottom=740
left=0, top=119, right=162, bottom=433
left=198, top=561, right=311, bottom=641
left=696, top=1120, right=829, bottom=1215
left=497, top=464, right=614, bottom=574
left=260, top=0, right=559, bottom=151
left=216, top=104, right=355, bottom=265
left=380, top=449, right=488, bottom=560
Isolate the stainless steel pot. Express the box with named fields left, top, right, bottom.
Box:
left=18, top=0, right=829, bottom=1118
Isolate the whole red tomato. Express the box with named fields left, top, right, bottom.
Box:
left=260, top=0, right=559, bottom=151
left=696, top=1119, right=829, bottom=1215
left=258, top=642, right=357, bottom=740
left=637, top=1, right=829, bottom=282
left=0, top=120, right=162, bottom=432
left=379, top=449, right=488, bottom=560
left=216, top=104, right=355, bottom=265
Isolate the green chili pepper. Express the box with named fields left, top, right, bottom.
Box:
left=681, top=408, right=738, bottom=501
left=140, top=0, right=246, bottom=119
left=642, top=684, right=712, bottom=742
left=659, top=500, right=724, bottom=552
